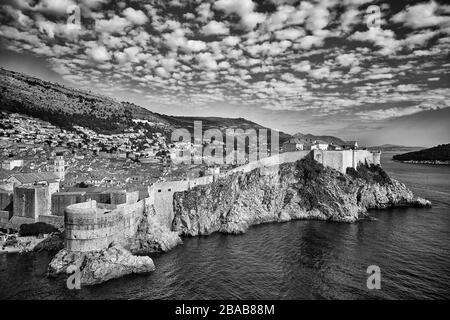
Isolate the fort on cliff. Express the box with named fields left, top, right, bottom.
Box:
left=63, top=149, right=381, bottom=252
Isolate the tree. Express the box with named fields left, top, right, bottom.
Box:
left=19, top=222, right=58, bottom=237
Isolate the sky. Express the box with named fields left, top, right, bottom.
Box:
left=0, top=0, right=449, bottom=147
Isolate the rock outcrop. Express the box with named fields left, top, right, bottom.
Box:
left=48, top=243, right=155, bottom=286
left=172, top=158, right=431, bottom=236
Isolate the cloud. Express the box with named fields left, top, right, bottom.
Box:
left=197, top=3, right=214, bottom=22
left=185, top=40, right=207, bottom=52
left=32, top=0, right=77, bottom=16
left=222, top=36, right=240, bottom=46
left=396, top=84, right=421, bottom=92
left=3, top=5, right=33, bottom=27
left=202, top=21, right=230, bottom=35
left=80, top=0, right=110, bottom=9
left=340, top=8, right=360, bottom=33
left=293, top=35, right=324, bottom=50
left=163, top=28, right=187, bottom=50
left=0, top=0, right=449, bottom=142
left=357, top=104, right=441, bottom=120
left=0, top=25, right=41, bottom=46
left=366, top=73, right=394, bottom=80
left=403, top=30, right=438, bottom=49
left=305, top=5, right=329, bottom=34
left=292, top=60, right=311, bottom=72
left=214, top=0, right=255, bottom=17
left=123, top=7, right=149, bottom=25
left=336, top=53, right=359, bottom=67
left=155, top=66, right=170, bottom=78
left=241, top=12, right=266, bottom=30
left=265, top=5, right=296, bottom=31
left=274, top=28, right=304, bottom=40
left=86, top=44, right=111, bottom=62
left=95, top=15, right=131, bottom=34
left=350, top=28, right=401, bottom=55
left=309, top=66, right=330, bottom=79
left=196, top=52, right=218, bottom=70
left=392, top=1, right=448, bottom=29
left=214, top=0, right=264, bottom=30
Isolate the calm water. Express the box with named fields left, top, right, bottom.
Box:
left=1, top=153, right=449, bottom=300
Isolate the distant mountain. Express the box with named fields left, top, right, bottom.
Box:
left=368, top=144, right=425, bottom=152
left=293, top=133, right=346, bottom=146
left=0, top=68, right=290, bottom=142
left=158, top=115, right=291, bottom=141
left=393, top=144, right=450, bottom=163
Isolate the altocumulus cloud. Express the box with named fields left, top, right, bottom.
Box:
left=0, top=0, right=448, bottom=144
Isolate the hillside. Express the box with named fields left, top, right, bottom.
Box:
left=293, top=132, right=345, bottom=146
left=368, top=144, right=424, bottom=152
left=0, top=68, right=289, bottom=142
left=0, top=68, right=169, bottom=134
left=393, top=144, right=450, bottom=163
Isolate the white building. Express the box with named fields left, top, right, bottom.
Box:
left=1, top=159, right=24, bottom=171
left=311, top=140, right=329, bottom=151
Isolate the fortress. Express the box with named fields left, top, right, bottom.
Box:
left=64, top=149, right=381, bottom=252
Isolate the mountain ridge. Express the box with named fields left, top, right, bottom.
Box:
left=293, top=132, right=346, bottom=146
left=0, top=67, right=290, bottom=142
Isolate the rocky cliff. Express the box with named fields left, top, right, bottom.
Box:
left=172, top=157, right=430, bottom=236
left=129, top=205, right=182, bottom=255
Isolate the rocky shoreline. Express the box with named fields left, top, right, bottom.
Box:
left=48, top=243, right=155, bottom=286
left=46, top=158, right=431, bottom=286
left=172, top=158, right=431, bottom=236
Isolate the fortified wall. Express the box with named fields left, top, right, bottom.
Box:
left=64, top=150, right=380, bottom=252
left=313, top=149, right=381, bottom=173
left=65, top=175, right=218, bottom=252
left=228, top=150, right=380, bottom=175
left=64, top=199, right=146, bottom=251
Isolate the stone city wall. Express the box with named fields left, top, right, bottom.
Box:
left=0, top=191, right=13, bottom=212
left=13, top=186, right=51, bottom=220
left=51, top=192, right=86, bottom=217
left=0, top=210, right=11, bottom=229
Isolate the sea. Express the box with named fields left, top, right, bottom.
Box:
left=0, top=152, right=449, bottom=299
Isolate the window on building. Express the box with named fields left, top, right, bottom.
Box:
left=158, top=189, right=162, bottom=192
left=168, top=189, right=171, bottom=192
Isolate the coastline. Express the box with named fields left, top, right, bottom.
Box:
left=46, top=159, right=432, bottom=286
left=393, top=159, right=450, bottom=165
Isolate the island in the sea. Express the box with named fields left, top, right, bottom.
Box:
left=393, top=143, right=450, bottom=165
